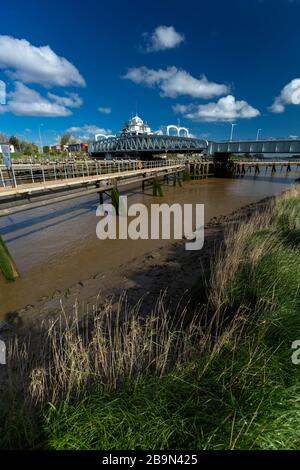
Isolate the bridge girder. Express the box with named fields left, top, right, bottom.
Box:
left=89, top=135, right=300, bottom=158
left=209, top=139, right=300, bottom=154
left=89, top=134, right=207, bottom=155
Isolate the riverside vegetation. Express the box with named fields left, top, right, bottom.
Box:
left=0, top=186, right=300, bottom=450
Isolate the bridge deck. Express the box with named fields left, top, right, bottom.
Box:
left=233, top=161, right=300, bottom=165
left=0, top=164, right=184, bottom=198
left=209, top=140, right=300, bottom=154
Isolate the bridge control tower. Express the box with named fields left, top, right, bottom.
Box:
left=122, top=115, right=152, bottom=136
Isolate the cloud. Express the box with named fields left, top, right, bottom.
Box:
left=0, top=83, right=83, bottom=117
left=47, top=92, right=83, bottom=108
left=0, top=79, right=6, bottom=104
left=98, top=106, right=111, bottom=114
left=5, top=82, right=75, bottom=116
left=0, top=35, right=85, bottom=87
left=143, top=25, right=185, bottom=52
left=173, top=95, right=260, bottom=122
left=67, top=125, right=112, bottom=140
left=123, top=66, right=229, bottom=99
left=269, top=78, right=300, bottom=113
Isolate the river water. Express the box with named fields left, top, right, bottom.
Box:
left=0, top=169, right=298, bottom=317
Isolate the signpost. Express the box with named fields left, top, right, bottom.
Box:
left=1, top=144, right=16, bottom=187
left=1, top=144, right=12, bottom=169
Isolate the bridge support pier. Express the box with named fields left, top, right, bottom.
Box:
left=213, top=153, right=235, bottom=177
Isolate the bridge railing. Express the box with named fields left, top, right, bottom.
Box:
left=0, top=159, right=183, bottom=189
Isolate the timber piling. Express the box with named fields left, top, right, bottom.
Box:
left=0, top=236, right=19, bottom=281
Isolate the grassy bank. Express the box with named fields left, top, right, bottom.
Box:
left=1, top=187, right=300, bottom=449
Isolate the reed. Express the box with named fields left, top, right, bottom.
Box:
left=1, top=186, right=300, bottom=449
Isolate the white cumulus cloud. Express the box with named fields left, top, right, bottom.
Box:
left=6, top=82, right=73, bottom=117
left=0, top=35, right=85, bottom=87
left=98, top=106, right=111, bottom=114
left=123, top=66, right=229, bottom=99
left=47, top=92, right=83, bottom=108
left=144, top=25, right=185, bottom=52
left=173, top=95, right=260, bottom=122
left=269, top=78, right=300, bottom=113
left=67, top=125, right=112, bottom=140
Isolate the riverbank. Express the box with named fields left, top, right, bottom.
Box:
left=1, top=185, right=300, bottom=449
left=0, top=193, right=286, bottom=331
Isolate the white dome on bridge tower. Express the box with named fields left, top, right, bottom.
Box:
left=122, top=114, right=152, bottom=136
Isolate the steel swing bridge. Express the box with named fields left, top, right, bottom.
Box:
left=89, top=134, right=300, bottom=158
left=89, top=133, right=207, bottom=156
left=1, top=113, right=300, bottom=211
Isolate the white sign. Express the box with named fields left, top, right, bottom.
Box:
left=1, top=144, right=11, bottom=169
left=0, top=340, right=6, bottom=365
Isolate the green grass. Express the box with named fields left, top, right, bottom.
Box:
left=44, top=189, right=300, bottom=450
left=1, top=187, right=300, bottom=450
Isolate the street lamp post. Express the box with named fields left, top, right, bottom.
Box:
left=256, top=128, right=262, bottom=141
left=230, top=123, right=237, bottom=141
left=38, top=124, right=44, bottom=153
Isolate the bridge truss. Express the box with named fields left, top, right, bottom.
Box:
left=208, top=139, right=300, bottom=155
left=89, top=134, right=208, bottom=156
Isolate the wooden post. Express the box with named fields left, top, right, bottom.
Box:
left=0, top=235, right=19, bottom=281
left=110, top=187, right=120, bottom=215
left=182, top=168, right=190, bottom=181
left=153, top=177, right=163, bottom=196
left=142, top=172, right=146, bottom=191
left=96, top=182, right=103, bottom=205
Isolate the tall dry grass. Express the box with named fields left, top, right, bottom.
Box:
left=5, top=186, right=300, bottom=413
left=6, top=292, right=215, bottom=408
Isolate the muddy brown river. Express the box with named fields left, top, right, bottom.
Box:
left=0, top=169, right=298, bottom=318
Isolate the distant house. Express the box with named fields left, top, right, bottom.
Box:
left=0, top=144, right=15, bottom=153
left=50, top=145, right=68, bottom=152
left=68, top=143, right=89, bottom=153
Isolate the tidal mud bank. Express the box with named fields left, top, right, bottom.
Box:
left=0, top=193, right=279, bottom=333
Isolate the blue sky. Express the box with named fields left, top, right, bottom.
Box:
left=0, top=0, right=300, bottom=145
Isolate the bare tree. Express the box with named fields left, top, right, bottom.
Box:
left=60, top=132, right=72, bottom=146
left=0, top=132, right=8, bottom=143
